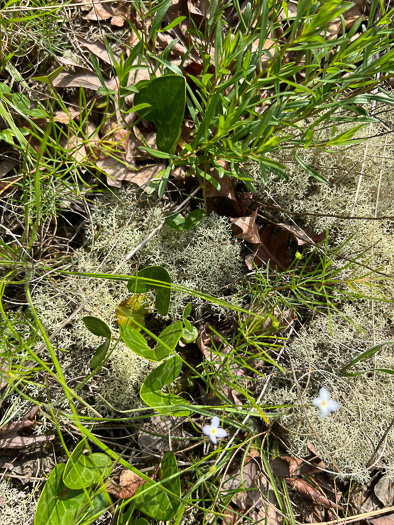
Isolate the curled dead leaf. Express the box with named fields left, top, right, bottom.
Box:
left=107, top=468, right=146, bottom=499
left=287, top=478, right=342, bottom=510
left=245, top=224, right=291, bottom=272
left=83, top=0, right=130, bottom=27
left=231, top=209, right=260, bottom=244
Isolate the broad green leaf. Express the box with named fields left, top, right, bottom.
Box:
left=154, top=321, right=183, bottom=361
left=120, top=321, right=182, bottom=362
left=91, top=338, right=111, bottom=369
left=127, top=266, right=171, bottom=316
left=140, top=355, right=192, bottom=415
left=63, top=439, right=112, bottom=490
left=181, top=325, right=198, bottom=344
left=341, top=341, right=394, bottom=377
left=134, top=75, right=186, bottom=153
left=34, top=463, right=88, bottom=525
left=120, top=325, right=151, bottom=359
left=165, top=209, right=206, bottom=230
left=134, top=451, right=181, bottom=520
left=83, top=316, right=111, bottom=338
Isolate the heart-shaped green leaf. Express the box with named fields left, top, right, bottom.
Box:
left=34, top=463, right=88, bottom=525
left=134, top=75, right=186, bottom=153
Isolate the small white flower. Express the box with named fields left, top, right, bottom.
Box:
left=313, top=387, right=339, bottom=418
left=203, top=416, right=228, bottom=445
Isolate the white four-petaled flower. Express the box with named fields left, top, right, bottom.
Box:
left=313, top=387, right=339, bottom=418
left=203, top=416, right=227, bottom=444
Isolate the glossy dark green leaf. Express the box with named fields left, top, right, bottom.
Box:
left=134, top=75, right=186, bottom=153
left=83, top=316, right=112, bottom=338
left=165, top=209, right=206, bottom=230
left=140, top=355, right=191, bottom=415
left=134, top=451, right=181, bottom=520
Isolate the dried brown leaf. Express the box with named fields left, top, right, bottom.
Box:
left=77, top=37, right=120, bottom=66
left=270, top=456, right=304, bottom=478
left=374, top=476, right=394, bottom=507
left=0, top=434, right=55, bottom=449
left=84, top=1, right=112, bottom=21
left=222, top=454, right=261, bottom=510
left=84, top=0, right=130, bottom=26
left=231, top=209, right=260, bottom=244
left=107, top=469, right=146, bottom=499
left=287, top=478, right=341, bottom=510
left=245, top=224, right=291, bottom=271
left=53, top=70, right=117, bottom=91
left=96, top=157, right=165, bottom=189
left=156, top=33, right=188, bottom=58
left=276, top=223, right=325, bottom=246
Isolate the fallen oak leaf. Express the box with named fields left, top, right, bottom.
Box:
left=231, top=209, right=260, bottom=244
left=246, top=223, right=291, bottom=272
left=96, top=157, right=165, bottom=189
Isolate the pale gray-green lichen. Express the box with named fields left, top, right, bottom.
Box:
left=32, top=186, right=243, bottom=411
left=0, top=480, right=36, bottom=525
left=251, top=111, right=394, bottom=482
